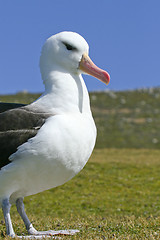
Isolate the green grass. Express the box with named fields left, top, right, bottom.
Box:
left=0, top=149, right=160, bottom=239
left=90, top=89, right=160, bottom=149
left=1, top=88, right=160, bottom=149
left=0, top=90, right=160, bottom=238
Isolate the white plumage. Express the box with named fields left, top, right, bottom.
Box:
left=0, top=31, right=110, bottom=238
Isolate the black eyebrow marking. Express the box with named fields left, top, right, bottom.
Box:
left=62, top=41, right=78, bottom=51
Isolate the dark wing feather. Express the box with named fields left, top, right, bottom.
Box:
left=0, top=104, right=52, bottom=169
left=0, top=130, right=37, bottom=168
left=0, top=102, right=26, bottom=113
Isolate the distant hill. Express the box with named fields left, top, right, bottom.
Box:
left=0, top=88, right=160, bottom=149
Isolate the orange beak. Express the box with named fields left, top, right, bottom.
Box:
left=79, top=53, right=110, bottom=85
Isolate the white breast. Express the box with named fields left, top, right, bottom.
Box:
left=0, top=113, right=96, bottom=202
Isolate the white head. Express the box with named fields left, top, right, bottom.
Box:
left=40, top=31, right=110, bottom=85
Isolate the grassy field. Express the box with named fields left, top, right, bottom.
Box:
left=0, top=88, right=160, bottom=149
left=0, top=90, right=160, bottom=239
left=0, top=149, right=160, bottom=239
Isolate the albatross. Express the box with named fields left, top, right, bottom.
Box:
left=0, top=31, right=110, bottom=238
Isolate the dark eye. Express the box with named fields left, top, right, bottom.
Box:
left=62, top=41, right=77, bottom=51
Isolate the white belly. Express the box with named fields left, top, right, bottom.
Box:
left=0, top=113, right=96, bottom=203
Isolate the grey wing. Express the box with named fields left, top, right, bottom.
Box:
left=0, top=129, right=37, bottom=169
left=0, top=104, right=51, bottom=169
left=0, top=102, right=26, bottom=113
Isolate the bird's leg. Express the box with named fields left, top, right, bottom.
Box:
left=16, top=198, right=38, bottom=235
left=2, top=198, right=15, bottom=237
left=16, top=197, right=79, bottom=237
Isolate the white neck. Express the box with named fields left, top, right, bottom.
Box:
left=34, top=70, right=92, bottom=115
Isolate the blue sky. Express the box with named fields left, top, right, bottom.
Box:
left=0, top=0, right=160, bottom=94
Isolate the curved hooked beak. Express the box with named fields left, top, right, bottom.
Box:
left=79, top=53, right=110, bottom=85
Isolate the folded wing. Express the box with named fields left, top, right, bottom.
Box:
left=0, top=104, right=51, bottom=169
